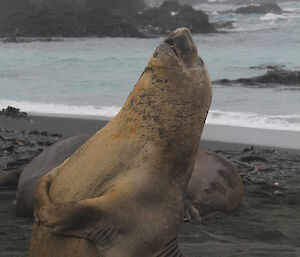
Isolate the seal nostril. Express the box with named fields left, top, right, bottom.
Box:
left=197, top=57, right=204, bottom=66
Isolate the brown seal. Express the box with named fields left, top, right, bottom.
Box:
left=30, top=27, right=212, bottom=257
left=16, top=136, right=243, bottom=220
left=16, top=137, right=243, bottom=220
left=185, top=150, right=244, bottom=222
left=15, top=134, right=92, bottom=217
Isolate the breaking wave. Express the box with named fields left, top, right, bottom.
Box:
left=1, top=100, right=299, bottom=132
left=207, top=110, right=300, bottom=132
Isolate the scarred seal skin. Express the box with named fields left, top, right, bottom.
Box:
left=184, top=150, right=244, bottom=222
left=29, top=27, right=212, bottom=257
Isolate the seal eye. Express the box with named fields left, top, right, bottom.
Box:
left=165, top=39, right=179, bottom=57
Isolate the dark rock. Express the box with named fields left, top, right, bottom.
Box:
left=249, top=64, right=286, bottom=70
left=0, top=106, right=28, bottom=119
left=40, top=131, right=48, bottom=136
left=2, top=36, right=63, bottom=43
left=50, top=133, right=62, bottom=138
left=0, top=0, right=36, bottom=20
left=6, top=158, right=32, bottom=168
left=132, top=0, right=216, bottom=35
left=239, top=155, right=268, bottom=163
left=243, top=146, right=254, bottom=152
left=27, top=0, right=147, bottom=16
left=235, top=3, right=282, bottom=14
left=159, top=0, right=182, bottom=11
left=29, top=140, right=37, bottom=147
left=213, top=20, right=236, bottom=30
left=0, top=0, right=215, bottom=38
left=2, top=145, right=14, bottom=153
left=264, top=149, right=276, bottom=154
left=214, top=69, right=300, bottom=87
left=0, top=126, right=65, bottom=190
left=0, top=9, right=146, bottom=38
left=44, top=141, right=54, bottom=146
left=0, top=135, right=15, bottom=141
left=29, top=130, right=39, bottom=135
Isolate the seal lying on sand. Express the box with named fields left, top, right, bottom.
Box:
left=17, top=137, right=243, bottom=221
left=184, top=150, right=244, bottom=222
left=0, top=169, right=21, bottom=188
left=30, top=27, right=212, bottom=257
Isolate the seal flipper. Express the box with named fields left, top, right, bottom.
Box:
left=37, top=195, right=118, bottom=247
left=155, top=237, right=184, bottom=257
left=34, top=167, right=61, bottom=224
left=35, top=171, right=118, bottom=245
left=183, top=200, right=202, bottom=224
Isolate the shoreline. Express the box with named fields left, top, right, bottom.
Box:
left=0, top=113, right=299, bottom=153
left=0, top=112, right=300, bottom=257
left=1, top=112, right=300, bottom=257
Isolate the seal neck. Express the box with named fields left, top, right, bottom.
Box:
left=118, top=62, right=211, bottom=157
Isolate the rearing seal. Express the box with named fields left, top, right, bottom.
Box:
left=30, top=27, right=212, bottom=257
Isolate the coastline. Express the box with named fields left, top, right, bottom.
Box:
left=1, top=112, right=300, bottom=257
left=1, top=113, right=299, bottom=152
left=202, top=124, right=300, bottom=152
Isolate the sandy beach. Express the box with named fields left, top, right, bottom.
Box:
left=0, top=114, right=299, bottom=257
left=2, top=113, right=300, bottom=151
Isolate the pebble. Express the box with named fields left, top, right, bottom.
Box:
left=0, top=126, right=62, bottom=174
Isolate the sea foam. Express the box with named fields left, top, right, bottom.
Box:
left=1, top=100, right=299, bottom=132
left=0, top=99, right=120, bottom=118
left=260, top=13, right=289, bottom=22
left=207, top=110, right=300, bottom=132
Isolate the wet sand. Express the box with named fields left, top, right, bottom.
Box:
left=0, top=115, right=299, bottom=257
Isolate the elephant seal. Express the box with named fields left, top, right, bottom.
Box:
left=17, top=136, right=243, bottom=221
left=30, top=27, right=212, bottom=257
left=184, top=150, right=244, bottom=222
left=15, top=133, right=92, bottom=217
left=0, top=169, right=21, bottom=188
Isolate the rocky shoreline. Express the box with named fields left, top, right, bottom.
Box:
left=0, top=112, right=299, bottom=256
left=0, top=109, right=62, bottom=187
left=0, top=0, right=216, bottom=39
left=214, top=68, right=300, bottom=88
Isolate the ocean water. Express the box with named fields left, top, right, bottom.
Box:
left=0, top=1, right=300, bottom=132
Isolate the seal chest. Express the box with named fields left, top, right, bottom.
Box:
left=30, top=27, right=212, bottom=257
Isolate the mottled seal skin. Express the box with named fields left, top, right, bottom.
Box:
left=15, top=134, right=91, bottom=217
left=30, top=27, right=212, bottom=257
left=185, top=150, right=244, bottom=222
left=16, top=117, right=241, bottom=222
left=16, top=135, right=243, bottom=221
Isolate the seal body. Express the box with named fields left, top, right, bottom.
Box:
left=16, top=137, right=243, bottom=219
left=15, top=134, right=91, bottom=217
left=30, top=28, right=212, bottom=257
left=185, top=150, right=244, bottom=222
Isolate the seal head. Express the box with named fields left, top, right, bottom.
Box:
left=154, top=27, right=201, bottom=69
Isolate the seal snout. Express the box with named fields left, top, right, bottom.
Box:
left=164, top=27, right=199, bottom=67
